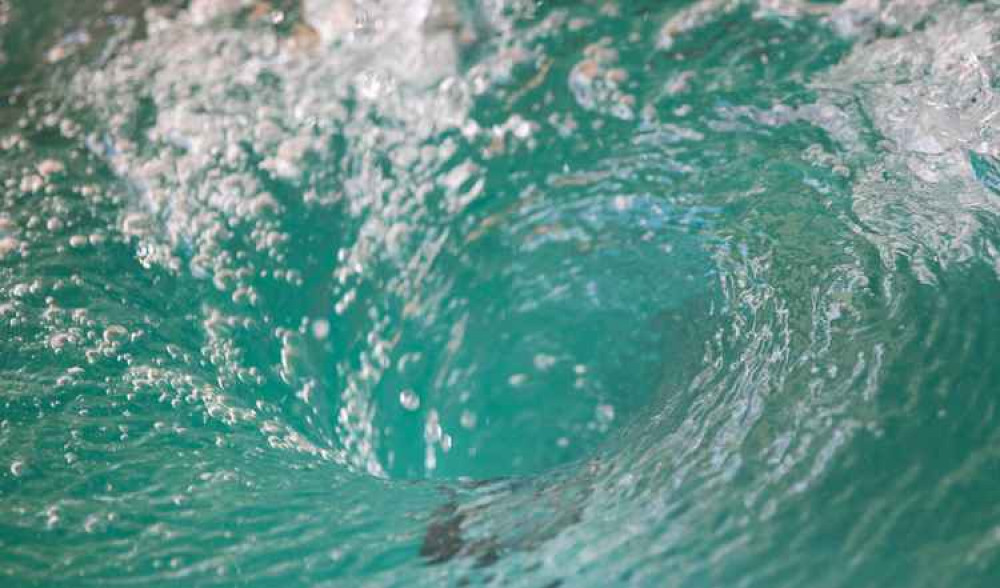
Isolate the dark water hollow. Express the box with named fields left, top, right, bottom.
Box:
left=301, top=176, right=724, bottom=480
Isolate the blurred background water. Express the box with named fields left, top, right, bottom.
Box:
left=1, top=0, right=1000, bottom=585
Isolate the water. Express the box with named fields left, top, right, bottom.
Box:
left=2, top=0, right=1000, bottom=585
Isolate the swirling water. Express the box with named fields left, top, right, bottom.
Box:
left=1, top=0, right=1000, bottom=585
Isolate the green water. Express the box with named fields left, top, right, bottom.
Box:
left=2, top=0, right=1000, bottom=585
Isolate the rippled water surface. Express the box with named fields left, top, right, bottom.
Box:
left=2, top=0, right=1000, bottom=585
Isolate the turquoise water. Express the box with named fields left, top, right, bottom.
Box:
left=2, top=0, right=1000, bottom=585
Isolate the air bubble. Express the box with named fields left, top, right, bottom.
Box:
left=103, top=325, right=128, bottom=344
left=311, top=319, right=330, bottom=340
left=533, top=354, right=557, bottom=370
left=596, top=404, right=615, bottom=425
left=0, top=236, right=20, bottom=259
left=36, top=159, right=64, bottom=177
left=399, top=389, right=420, bottom=411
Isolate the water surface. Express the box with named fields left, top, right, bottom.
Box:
left=2, top=0, right=1000, bottom=586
